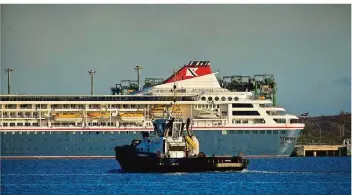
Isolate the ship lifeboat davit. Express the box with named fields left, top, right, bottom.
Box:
left=119, top=112, right=145, bottom=122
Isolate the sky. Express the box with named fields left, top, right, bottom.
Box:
left=0, top=4, right=350, bottom=116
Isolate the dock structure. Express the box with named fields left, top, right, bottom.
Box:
left=293, top=144, right=348, bottom=157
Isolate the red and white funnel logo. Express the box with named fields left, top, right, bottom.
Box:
left=186, top=68, right=199, bottom=77
left=163, top=61, right=213, bottom=84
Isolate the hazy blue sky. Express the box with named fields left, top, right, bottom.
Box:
left=0, top=5, right=350, bottom=116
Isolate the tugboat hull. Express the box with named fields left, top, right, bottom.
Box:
left=115, top=145, right=249, bottom=173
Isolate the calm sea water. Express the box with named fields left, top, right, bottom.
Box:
left=1, top=157, right=351, bottom=195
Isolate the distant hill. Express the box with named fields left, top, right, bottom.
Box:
left=298, top=113, right=351, bottom=145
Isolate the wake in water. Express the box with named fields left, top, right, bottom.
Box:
left=242, top=169, right=348, bottom=174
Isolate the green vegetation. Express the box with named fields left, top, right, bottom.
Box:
left=297, top=113, right=351, bottom=145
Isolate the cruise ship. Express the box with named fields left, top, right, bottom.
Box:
left=0, top=61, right=304, bottom=159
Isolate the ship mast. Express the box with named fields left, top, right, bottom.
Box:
left=134, top=65, right=142, bottom=90
left=173, top=68, right=177, bottom=103
left=88, top=69, right=96, bottom=95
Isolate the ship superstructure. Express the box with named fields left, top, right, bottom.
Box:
left=0, top=61, right=304, bottom=158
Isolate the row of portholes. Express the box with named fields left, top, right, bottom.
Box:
left=201, top=96, right=239, bottom=101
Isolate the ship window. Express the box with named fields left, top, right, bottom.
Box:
left=260, top=131, right=265, bottom=134
left=168, top=146, right=184, bottom=151
left=96, top=132, right=99, bottom=134
left=232, top=103, right=253, bottom=108
left=201, top=97, right=206, bottom=101
left=3, top=123, right=8, bottom=127
left=236, top=120, right=241, bottom=124
left=228, top=97, right=233, bottom=101
left=208, top=97, right=213, bottom=101
left=245, top=131, right=250, bottom=134
left=234, top=97, right=239, bottom=101
left=280, top=130, right=286, bottom=134
left=232, top=111, right=260, bottom=116
left=221, top=96, right=226, bottom=101
left=273, top=131, right=278, bottom=134
left=252, top=130, right=258, bottom=134
left=290, top=119, right=299, bottom=124
left=274, top=119, right=286, bottom=123
left=215, top=96, right=219, bottom=101
left=267, top=130, right=272, bottom=134
left=238, top=130, right=243, bottom=134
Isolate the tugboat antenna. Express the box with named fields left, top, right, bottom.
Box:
left=173, top=68, right=177, bottom=104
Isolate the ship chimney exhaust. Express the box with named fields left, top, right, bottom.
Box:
left=5, top=68, right=13, bottom=94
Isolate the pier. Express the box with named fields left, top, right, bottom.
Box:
left=292, top=144, right=348, bottom=157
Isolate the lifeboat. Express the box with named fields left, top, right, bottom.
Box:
left=194, top=109, right=219, bottom=119
left=87, top=112, right=110, bottom=119
left=54, top=112, right=82, bottom=121
left=170, top=105, right=182, bottom=117
left=119, top=112, right=145, bottom=122
left=150, top=105, right=169, bottom=118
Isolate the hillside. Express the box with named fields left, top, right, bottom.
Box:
left=297, top=114, right=351, bottom=145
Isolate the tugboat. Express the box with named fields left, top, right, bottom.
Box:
left=114, top=117, right=249, bottom=173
